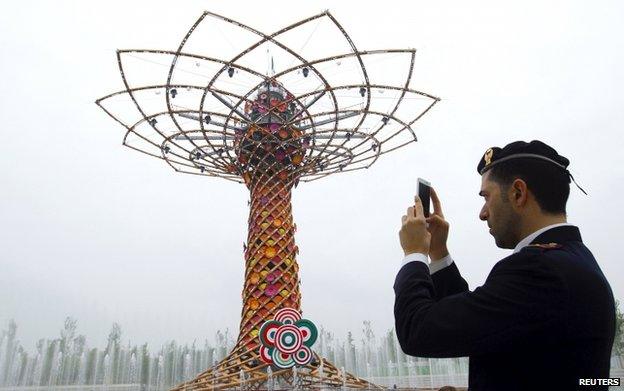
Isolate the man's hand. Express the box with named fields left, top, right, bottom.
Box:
left=399, top=196, right=431, bottom=256
left=426, top=187, right=450, bottom=261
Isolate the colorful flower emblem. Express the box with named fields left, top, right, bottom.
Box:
left=258, top=308, right=318, bottom=368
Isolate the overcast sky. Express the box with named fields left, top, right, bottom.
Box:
left=1, top=0, right=623, bottom=351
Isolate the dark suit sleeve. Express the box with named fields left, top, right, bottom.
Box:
left=430, top=262, right=469, bottom=301
left=393, top=253, right=567, bottom=358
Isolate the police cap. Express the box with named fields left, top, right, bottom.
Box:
left=477, top=140, right=570, bottom=175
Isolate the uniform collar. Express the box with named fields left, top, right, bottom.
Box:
left=513, top=223, right=577, bottom=253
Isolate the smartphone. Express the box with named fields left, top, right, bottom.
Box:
left=418, top=178, right=431, bottom=217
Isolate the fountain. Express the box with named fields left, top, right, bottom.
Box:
left=266, top=366, right=273, bottom=391
left=292, top=365, right=299, bottom=390
left=129, top=352, right=137, bottom=385
left=4, top=317, right=624, bottom=389
left=0, top=319, right=485, bottom=389
left=239, top=369, right=245, bottom=390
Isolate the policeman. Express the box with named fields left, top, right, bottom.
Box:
left=394, top=140, right=615, bottom=390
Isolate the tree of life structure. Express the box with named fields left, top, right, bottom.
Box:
left=96, top=10, right=439, bottom=390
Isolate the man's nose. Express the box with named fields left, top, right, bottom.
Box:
left=479, top=206, right=488, bottom=221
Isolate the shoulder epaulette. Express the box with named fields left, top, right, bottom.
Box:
left=525, top=242, right=563, bottom=251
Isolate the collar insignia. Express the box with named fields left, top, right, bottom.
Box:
left=527, top=242, right=562, bottom=250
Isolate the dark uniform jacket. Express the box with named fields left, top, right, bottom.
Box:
left=394, top=226, right=615, bottom=390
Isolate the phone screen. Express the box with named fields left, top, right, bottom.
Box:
left=418, top=178, right=431, bottom=217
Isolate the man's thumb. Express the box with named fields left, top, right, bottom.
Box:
left=426, top=215, right=442, bottom=223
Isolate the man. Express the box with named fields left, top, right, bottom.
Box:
left=394, top=140, right=615, bottom=390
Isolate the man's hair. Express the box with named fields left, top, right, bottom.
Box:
left=487, top=159, right=570, bottom=214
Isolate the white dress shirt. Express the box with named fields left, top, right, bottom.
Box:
left=401, top=252, right=454, bottom=274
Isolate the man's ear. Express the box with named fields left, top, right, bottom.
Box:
left=511, top=178, right=528, bottom=207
